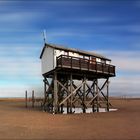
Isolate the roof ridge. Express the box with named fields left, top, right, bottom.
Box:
left=40, top=43, right=111, bottom=61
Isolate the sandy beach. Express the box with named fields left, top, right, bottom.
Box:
left=0, top=98, right=139, bottom=140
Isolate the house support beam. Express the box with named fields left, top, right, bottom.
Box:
left=107, top=78, right=109, bottom=112
left=96, top=79, right=99, bottom=112
left=70, top=73, right=73, bottom=113
left=53, top=72, right=58, bottom=114
left=82, top=75, right=86, bottom=113
left=42, top=71, right=111, bottom=114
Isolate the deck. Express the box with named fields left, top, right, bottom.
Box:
left=57, top=55, right=115, bottom=77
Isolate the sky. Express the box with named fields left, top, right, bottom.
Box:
left=0, top=0, right=140, bottom=98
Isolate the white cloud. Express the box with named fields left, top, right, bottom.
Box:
left=0, top=45, right=41, bottom=75
left=103, top=24, right=140, bottom=34
left=0, top=57, right=41, bottom=77
left=95, top=50, right=140, bottom=72
left=59, top=16, right=114, bottom=23
left=0, top=11, right=43, bottom=22
left=0, top=84, right=43, bottom=98
left=110, top=76, right=140, bottom=97
left=0, top=86, right=27, bottom=97
left=48, top=31, right=89, bottom=39
left=0, top=48, right=140, bottom=97
left=0, top=58, right=43, bottom=97
left=0, top=44, right=43, bottom=98
left=93, top=50, right=140, bottom=97
left=43, top=1, right=98, bottom=7
left=0, top=11, right=47, bottom=32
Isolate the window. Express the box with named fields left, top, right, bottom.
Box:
left=101, top=59, right=106, bottom=64
left=79, top=55, right=83, bottom=58
left=96, top=58, right=101, bottom=62
left=90, top=57, right=96, bottom=64
left=106, top=61, right=111, bottom=64
left=64, top=51, right=69, bottom=56
left=84, top=56, right=89, bottom=60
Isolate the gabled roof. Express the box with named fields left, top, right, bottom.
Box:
left=40, top=43, right=111, bottom=61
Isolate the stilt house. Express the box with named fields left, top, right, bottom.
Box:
left=40, top=43, right=115, bottom=114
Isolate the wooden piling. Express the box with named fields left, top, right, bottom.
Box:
left=25, top=90, right=27, bottom=108
left=60, top=104, right=64, bottom=113
left=66, top=80, right=69, bottom=114
left=54, top=72, right=58, bottom=114
left=32, top=90, right=35, bottom=108
left=42, top=70, right=112, bottom=114
left=107, top=79, right=109, bottom=112
left=70, top=73, right=73, bottom=113
left=83, top=76, right=86, bottom=113
left=96, top=79, right=99, bottom=112
left=43, top=78, right=46, bottom=111
left=92, top=80, right=95, bottom=112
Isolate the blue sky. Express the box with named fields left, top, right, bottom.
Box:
left=0, top=0, right=140, bottom=97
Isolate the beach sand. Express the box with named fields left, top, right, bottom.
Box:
left=0, top=98, right=139, bottom=140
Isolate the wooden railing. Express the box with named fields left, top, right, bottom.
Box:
left=56, top=55, right=115, bottom=75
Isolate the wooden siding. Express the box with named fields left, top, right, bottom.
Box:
left=41, top=47, right=54, bottom=74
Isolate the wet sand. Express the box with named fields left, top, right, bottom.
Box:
left=0, top=98, right=140, bottom=140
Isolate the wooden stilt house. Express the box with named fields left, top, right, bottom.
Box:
left=40, top=43, right=115, bottom=114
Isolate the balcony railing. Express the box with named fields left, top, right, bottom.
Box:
left=56, top=55, right=115, bottom=76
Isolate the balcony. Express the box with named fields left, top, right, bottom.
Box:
left=56, top=55, right=115, bottom=76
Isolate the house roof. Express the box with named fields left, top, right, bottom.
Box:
left=40, top=43, right=111, bottom=61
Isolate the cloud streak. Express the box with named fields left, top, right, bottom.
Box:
left=96, top=50, right=140, bottom=72
left=0, top=1, right=140, bottom=97
left=94, top=50, right=140, bottom=97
